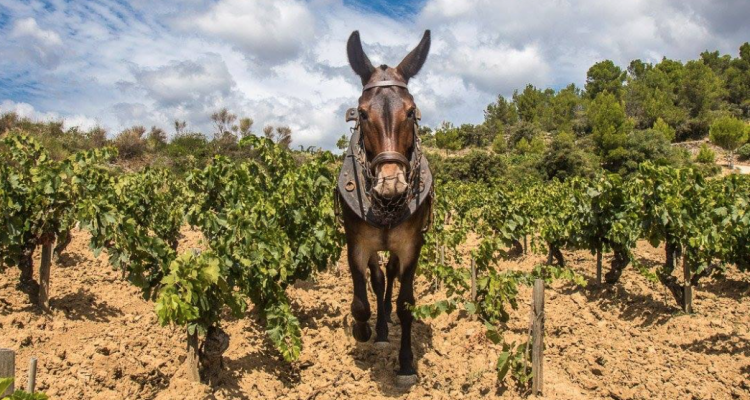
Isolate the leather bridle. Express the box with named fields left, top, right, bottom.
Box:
left=337, top=78, right=433, bottom=230
left=349, top=79, right=421, bottom=177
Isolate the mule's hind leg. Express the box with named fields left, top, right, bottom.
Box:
left=348, top=245, right=373, bottom=342
left=383, top=256, right=398, bottom=324
left=368, top=254, right=389, bottom=343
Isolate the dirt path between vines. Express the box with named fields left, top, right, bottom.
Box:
left=1, top=229, right=748, bottom=399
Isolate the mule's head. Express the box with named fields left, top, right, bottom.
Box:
left=347, top=30, right=431, bottom=200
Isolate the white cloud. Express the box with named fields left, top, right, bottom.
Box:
left=8, top=17, right=64, bottom=67
left=191, top=0, right=316, bottom=65
left=0, top=0, right=748, bottom=150
left=132, top=57, right=235, bottom=106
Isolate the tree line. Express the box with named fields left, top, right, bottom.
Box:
left=424, top=42, right=750, bottom=181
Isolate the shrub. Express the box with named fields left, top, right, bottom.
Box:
left=695, top=144, right=716, bottom=164
left=709, top=115, right=748, bottom=167
left=541, top=132, right=599, bottom=181
left=492, top=134, right=507, bottom=154
left=435, top=122, right=462, bottom=150
left=114, top=126, right=147, bottom=159
left=737, top=143, right=750, bottom=161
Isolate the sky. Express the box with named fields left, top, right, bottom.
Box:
left=0, top=0, right=748, bottom=150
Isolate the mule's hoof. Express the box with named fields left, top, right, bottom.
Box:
left=373, top=340, right=390, bottom=349
left=394, top=374, right=418, bottom=388
left=352, top=322, right=372, bottom=342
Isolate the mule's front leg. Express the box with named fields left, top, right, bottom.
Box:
left=396, top=263, right=417, bottom=378
left=348, top=245, right=372, bottom=342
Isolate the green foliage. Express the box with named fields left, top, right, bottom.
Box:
left=165, top=132, right=211, bottom=173
left=0, top=379, right=48, bottom=400
left=710, top=116, right=748, bottom=152
left=736, top=143, right=750, bottom=161
left=586, top=60, right=626, bottom=99
left=588, top=92, right=633, bottom=172
left=336, top=134, right=349, bottom=150
left=541, top=132, right=599, bottom=181
left=679, top=60, right=725, bottom=119
left=428, top=151, right=507, bottom=183
left=696, top=144, right=716, bottom=164
left=12, top=130, right=344, bottom=365
left=0, top=134, right=116, bottom=281
left=513, top=84, right=547, bottom=123
left=621, top=129, right=681, bottom=174
left=491, top=132, right=507, bottom=154
left=652, top=118, right=676, bottom=142
left=484, top=95, right=518, bottom=129
left=185, top=135, right=344, bottom=360
left=434, top=122, right=462, bottom=150
left=508, top=121, right=540, bottom=147
left=156, top=250, right=245, bottom=336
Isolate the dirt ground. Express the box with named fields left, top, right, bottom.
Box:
left=1, top=228, right=748, bottom=399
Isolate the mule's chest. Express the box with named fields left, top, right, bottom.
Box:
left=353, top=223, right=421, bottom=255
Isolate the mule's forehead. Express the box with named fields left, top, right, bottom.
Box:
left=368, top=65, right=402, bottom=82
left=359, top=67, right=414, bottom=108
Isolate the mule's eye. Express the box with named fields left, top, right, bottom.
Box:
left=358, top=109, right=368, bottom=120
left=407, top=108, right=416, bottom=119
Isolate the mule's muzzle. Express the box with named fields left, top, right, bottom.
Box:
left=371, top=151, right=410, bottom=199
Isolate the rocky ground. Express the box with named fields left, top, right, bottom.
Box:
left=1, top=228, right=748, bottom=399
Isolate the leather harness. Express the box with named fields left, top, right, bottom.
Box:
left=335, top=80, right=433, bottom=230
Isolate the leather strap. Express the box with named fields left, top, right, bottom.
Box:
left=363, top=80, right=408, bottom=91
left=370, top=151, right=410, bottom=172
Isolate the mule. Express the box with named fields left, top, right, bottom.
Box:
left=337, top=30, right=433, bottom=386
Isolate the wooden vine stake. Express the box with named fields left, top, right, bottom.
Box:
left=0, top=348, right=15, bottom=396
left=531, top=279, right=545, bottom=396
left=470, top=258, right=477, bottom=302
left=39, top=241, right=53, bottom=311
left=596, top=248, right=603, bottom=285
left=27, top=357, right=37, bottom=393
left=682, top=254, right=693, bottom=313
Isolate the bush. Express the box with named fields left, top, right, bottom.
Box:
left=621, top=129, right=677, bottom=174
left=710, top=116, right=748, bottom=151
left=508, top=121, right=539, bottom=147
left=114, top=126, right=147, bottom=159
left=166, top=132, right=210, bottom=173
left=541, top=132, right=599, bottom=181
left=428, top=150, right=506, bottom=183
left=652, top=118, right=676, bottom=142
left=491, top=134, right=507, bottom=154
left=737, top=143, right=750, bottom=160
left=695, top=144, right=716, bottom=164
left=434, top=122, right=462, bottom=150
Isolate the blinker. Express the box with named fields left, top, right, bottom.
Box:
left=345, top=108, right=358, bottom=122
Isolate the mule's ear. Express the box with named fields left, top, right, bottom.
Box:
left=347, top=31, right=375, bottom=85
left=397, top=30, right=431, bottom=82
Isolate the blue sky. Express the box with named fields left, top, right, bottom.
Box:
left=1, top=0, right=748, bottom=150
